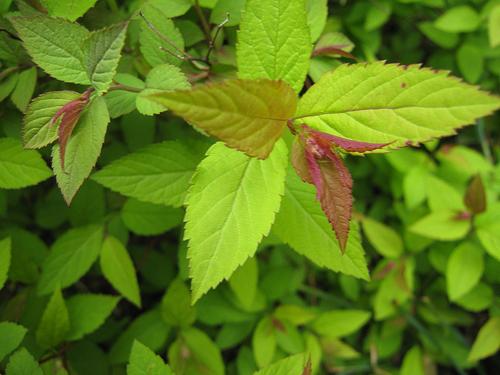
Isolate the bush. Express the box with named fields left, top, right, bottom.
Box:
left=0, top=0, right=499, bottom=374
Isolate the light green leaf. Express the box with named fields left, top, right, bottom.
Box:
left=253, top=353, right=307, bottom=375
left=455, top=283, right=493, bottom=312
left=362, top=217, right=403, bottom=258
left=457, top=43, right=483, bottom=84
left=0, top=137, right=52, bottom=189
left=100, top=236, right=141, bottom=307
left=9, top=14, right=90, bottom=84
left=36, top=288, right=70, bottom=349
left=136, top=64, right=190, bottom=115
left=121, top=199, right=183, bottom=236
left=38, top=225, right=103, bottom=295
left=237, top=0, right=312, bottom=92
left=23, top=91, right=81, bottom=149
left=311, top=310, right=371, bottom=338
left=169, top=328, right=224, bottom=375
left=52, top=96, right=110, bottom=204
left=139, top=3, right=184, bottom=67
left=0, top=73, right=18, bottom=103
left=252, top=316, right=276, bottom=368
left=110, top=309, right=170, bottom=364
left=185, top=141, right=288, bottom=302
left=489, top=5, right=500, bottom=47
left=468, top=317, right=500, bottom=362
left=273, top=168, right=369, bottom=280
left=401, top=346, right=425, bottom=375
left=0, top=237, right=11, bottom=291
left=161, top=278, right=196, bottom=327
left=92, top=141, right=202, bottom=207
left=446, top=242, right=484, bottom=301
left=5, top=348, right=42, bottom=375
left=152, top=79, right=297, bottom=158
left=295, top=62, right=500, bottom=148
left=0, top=322, right=27, bottom=362
left=10, top=67, right=36, bottom=112
left=306, top=0, right=327, bottom=42
left=85, top=22, right=128, bottom=93
left=365, top=1, right=391, bottom=31
left=477, top=227, right=500, bottom=261
left=127, top=340, right=174, bottom=375
left=434, top=5, right=480, bottom=33
left=403, top=166, right=428, bottom=209
left=410, top=211, right=470, bottom=241
left=40, top=0, right=98, bottom=21
left=229, top=257, right=258, bottom=309
left=426, top=175, right=464, bottom=211
left=66, top=294, right=120, bottom=340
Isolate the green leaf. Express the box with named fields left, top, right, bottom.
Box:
left=121, top=199, right=183, bottom=236
left=110, top=309, right=170, bottom=364
left=434, top=5, right=480, bottom=33
left=401, top=346, right=425, bottom=375
left=105, top=74, right=145, bottom=118
left=0, top=322, right=27, bottom=362
left=455, top=283, right=493, bottom=312
left=306, top=0, right=327, bottom=42
left=23, top=91, right=81, bottom=149
left=418, top=22, right=459, bottom=49
left=52, top=96, right=110, bottom=204
left=0, top=73, right=18, bottom=103
left=210, top=0, right=245, bottom=26
left=93, top=141, right=202, bottom=207
left=185, top=141, right=288, bottom=302
left=36, top=288, right=70, bottom=349
left=9, top=14, right=90, bottom=84
left=489, top=5, right=500, bottom=47
left=295, top=62, right=500, bottom=149
left=152, top=79, right=297, bottom=158
left=253, top=353, right=307, bottom=375
left=426, top=175, right=464, bottom=212
left=136, top=64, right=190, bottom=116
left=237, top=0, right=312, bottom=92
left=5, top=348, right=43, bottom=375
left=148, top=0, right=192, bottom=18
left=446, top=242, right=484, bottom=301
left=169, top=328, right=224, bottom=375
left=38, top=225, right=103, bottom=295
left=66, top=294, right=120, bottom=340
left=311, top=310, right=371, bottom=338
left=10, top=67, right=36, bottom=112
left=84, top=22, right=128, bottom=93
left=40, top=0, right=98, bottom=21
left=0, top=237, right=11, bottom=291
left=457, top=43, right=483, bottom=84
left=273, top=168, right=369, bottom=280
left=468, top=317, right=500, bottom=362
left=161, top=278, right=196, bottom=327
left=139, top=3, right=184, bottom=67
left=252, top=316, right=276, bottom=368
left=477, top=227, right=500, bottom=261
left=362, top=217, right=403, bottom=258
left=0, top=137, right=52, bottom=189
left=410, top=211, right=470, bottom=241
left=365, top=1, right=391, bottom=31
left=127, top=340, right=174, bottom=375
left=229, top=257, right=258, bottom=309
left=100, top=236, right=141, bottom=307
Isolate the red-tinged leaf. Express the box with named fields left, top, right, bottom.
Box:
left=306, top=148, right=353, bottom=253
left=291, top=137, right=312, bottom=184
left=302, top=125, right=390, bottom=153
left=464, top=174, right=487, bottom=214
left=51, top=90, right=91, bottom=170
left=312, top=46, right=357, bottom=61
left=302, top=357, right=312, bottom=375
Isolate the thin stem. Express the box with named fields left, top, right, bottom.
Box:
left=107, top=83, right=142, bottom=93
left=194, top=0, right=212, bottom=42
left=0, top=66, right=20, bottom=81
left=205, top=13, right=230, bottom=62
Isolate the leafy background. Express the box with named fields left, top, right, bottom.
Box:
left=0, top=0, right=500, bottom=374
